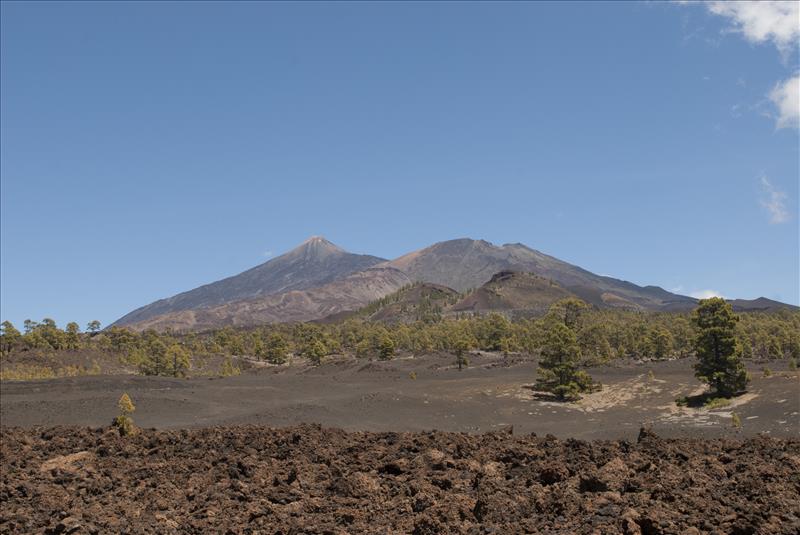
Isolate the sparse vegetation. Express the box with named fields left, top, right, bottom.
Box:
left=113, top=393, right=136, bottom=436
left=0, top=362, right=101, bottom=381
left=703, top=397, right=732, bottom=410
left=762, top=366, right=772, bottom=377
left=220, top=357, right=240, bottom=377
left=731, top=412, right=742, bottom=428
left=1, top=304, right=798, bottom=381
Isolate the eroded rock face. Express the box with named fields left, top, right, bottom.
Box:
left=1, top=425, right=799, bottom=534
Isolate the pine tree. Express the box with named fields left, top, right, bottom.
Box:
left=547, top=298, right=588, bottom=330
left=692, top=298, right=749, bottom=398
left=64, top=322, right=81, bottom=350
left=378, top=333, right=395, bottom=360
left=263, top=333, right=290, bottom=364
left=305, top=339, right=327, bottom=365
left=649, top=327, right=673, bottom=360
left=535, top=321, right=594, bottom=401
left=0, top=321, right=21, bottom=355
left=166, top=343, right=191, bottom=377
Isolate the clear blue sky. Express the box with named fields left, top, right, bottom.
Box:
left=2, top=1, right=798, bottom=329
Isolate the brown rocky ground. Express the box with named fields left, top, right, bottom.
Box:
left=1, top=425, right=798, bottom=534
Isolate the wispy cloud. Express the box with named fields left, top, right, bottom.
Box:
left=759, top=175, right=790, bottom=224
left=706, top=1, right=800, bottom=56
left=681, top=1, right=799, bottom=129
left=769, top=74, right=800, bottom=129
left=262, top=250, right=274, bottom=258
left=689, top=289, right=725, bottom=299
left=671, top=285, right=726, bottom=299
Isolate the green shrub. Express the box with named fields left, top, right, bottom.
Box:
left=731, top=412, right=742, bottom=428
left=113, top=393, right=137, bottom=436
left=220, top=357, right=240, bottom=377
left=704, top=397, right=732, bottom=410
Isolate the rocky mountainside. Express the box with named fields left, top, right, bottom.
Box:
left=113, top=237, right=385, bottom=327
left=124, top=267, right=412, bottom=332
left=381, top=239, right=696, bottom=311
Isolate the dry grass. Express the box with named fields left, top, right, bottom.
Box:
left=0, top=361, right=102, bottom=381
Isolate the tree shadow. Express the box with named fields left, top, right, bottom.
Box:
left=676, top=390, right=748, bottom=408
left=521, top=384, right=568, bottom=402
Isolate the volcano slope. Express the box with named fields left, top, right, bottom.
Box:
left=1, top=425, right=799, bottom=534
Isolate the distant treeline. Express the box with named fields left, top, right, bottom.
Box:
left=1, top=300, right=798, bottom=378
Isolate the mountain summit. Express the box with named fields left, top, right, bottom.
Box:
left=112, top=237, right=385, bottom=327
left=287, top=236, right=346, bottom=260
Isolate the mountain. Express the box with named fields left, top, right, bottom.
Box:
left=113, top=237, right=385, bottom=327
left=728, top=297, right=798, bottom=312
left=114, top=236, right=790, bottom=332
left=450, top=271, right=577, bottom=316
left=380, top=239, right=696, bottom=311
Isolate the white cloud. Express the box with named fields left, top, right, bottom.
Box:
left=689, top=289, right=725, bottom=299
left=759, top=175, right=790, bottom=224
left=706, top=1, right=800, bottom=55
left=768, top=74, right=800, bottom=129
left=671, top=286, right=725, bottom=299
left=682, top=2, right=799, bottom=128
left=262, top=250, right=273, bottom=258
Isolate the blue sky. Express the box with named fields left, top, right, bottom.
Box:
left=1, top=1, right=798, bottom=329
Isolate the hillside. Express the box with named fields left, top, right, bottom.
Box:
left=120, top=267, right=412, bottom=332
left=346, top=282, right=462, bottom=323
left=450, top=271, right=576, bottom=316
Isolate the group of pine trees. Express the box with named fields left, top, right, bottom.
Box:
left=534, top=297, right=754, bottom=401
left=1, top=298, right=797, bottom=393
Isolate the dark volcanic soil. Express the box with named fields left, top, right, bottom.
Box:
left=2, top=355, right=798, bottom=440
left=1, top=425, right=798, bottom=534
